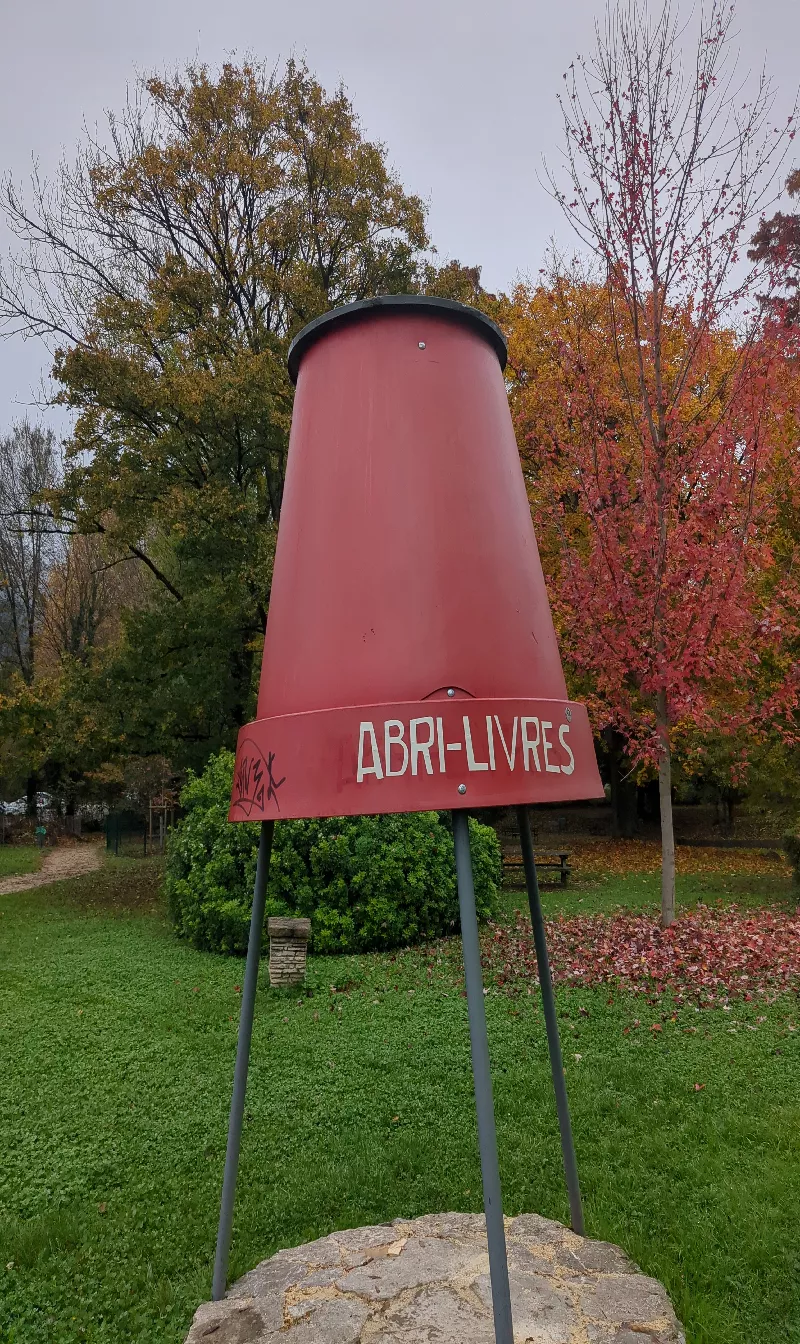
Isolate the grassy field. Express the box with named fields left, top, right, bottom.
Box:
left=0, top=845, right=41, bottom=879
left=0, top=853, right=798, bottom=1344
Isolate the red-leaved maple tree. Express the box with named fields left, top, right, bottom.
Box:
left=507, top=1, right=800, bottom=926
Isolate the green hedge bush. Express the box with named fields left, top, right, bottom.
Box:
left=165, top=749, right=501, bottom=955
left=783, top=828, right=800, bottom=883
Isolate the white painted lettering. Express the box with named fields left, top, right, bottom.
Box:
left=559, top=723, right=575, bottom=775
left=436, top=718, right=446, bottom=772
left=494, top=716, right=518, bottom=770
left=359, top=713, right=573, bottom=783
left=464, top=715, right=489, bottom=771
left=541, top=721, right=560, bottom=773
left=410, top=717, right=435, bottom=775
left=521, top=718, right=541, bottom=772
left=357, top=722, right=384, bottom=782
left=384, top=720, right=409, bottom=777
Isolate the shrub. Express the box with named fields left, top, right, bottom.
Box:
left=165, top=749, right=502, bottom=955
left=783, top=828, right=800, bottom=883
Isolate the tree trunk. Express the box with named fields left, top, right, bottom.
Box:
left=25, top=772, right=38, bottom=820
left=656, top=691, right=675, bottom=928
left=605, top=727, right=638, bottom=838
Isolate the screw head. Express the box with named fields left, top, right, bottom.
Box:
left=418, top=341, right=426, bottom=349
left=447, top=687, right=455, bottom=697
left=457, top=784, right=467, bottom=795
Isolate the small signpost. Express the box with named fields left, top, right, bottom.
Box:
left=212, top=295, right=604, bottom=1342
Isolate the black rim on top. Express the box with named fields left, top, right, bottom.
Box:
left=287, top=294, right=508, bottom=384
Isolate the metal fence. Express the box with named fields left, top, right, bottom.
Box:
left=105, top=811, right=160, bottom=857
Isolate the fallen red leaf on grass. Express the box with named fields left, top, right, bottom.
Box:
left=485, top=904, right=800, bottom=1006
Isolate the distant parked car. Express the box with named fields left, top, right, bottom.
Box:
left=0, top=792, right=53, bottom=816
left=0, top=799, right=26, bottom=816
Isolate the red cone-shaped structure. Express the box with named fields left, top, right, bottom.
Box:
left=230, top=296, right=603, bottom=820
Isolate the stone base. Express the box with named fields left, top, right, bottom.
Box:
left=186, top=1212, right=685, bottom=1343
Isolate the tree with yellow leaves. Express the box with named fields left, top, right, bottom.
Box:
left=0, top=59, right=431, bottom=774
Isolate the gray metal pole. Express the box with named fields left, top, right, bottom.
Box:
left=452, top=809, right=514, bottom=1344
left=516, top=805, right=584, bottom=1235
left=212, top=819, right=275, bottom=1301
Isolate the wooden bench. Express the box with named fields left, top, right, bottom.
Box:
left=502, top=851, right=571, bottom=887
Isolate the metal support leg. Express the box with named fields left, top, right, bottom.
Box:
left=516, top=806, right=584, bottom=1235
left=452, top=810, right=514, bottom=1344
left=212, top=820, right=275, bottom=1301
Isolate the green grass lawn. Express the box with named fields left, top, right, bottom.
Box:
left=0, top=845, right=41, bottom=879
left=0, top=858, right=798, bottom=1344
left=503, top=861, right=795, bottom=920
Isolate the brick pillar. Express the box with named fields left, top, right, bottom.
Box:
left=267, top=918, right=312, bottom=987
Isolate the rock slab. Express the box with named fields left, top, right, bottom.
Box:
left=185, top=1212, right=685, bottom=1343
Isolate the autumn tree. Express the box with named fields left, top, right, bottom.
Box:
left=0, top=421, right=65, bottom=811
left=37, top=534, right=145, bottom=671
left=0, top=467, right=146, bottom=811
left=749, top=168, right=800, bottom=325
left=516, top=0, right=798, bottom=924
left=0, top=421, right=61, bottom=685
left=0, top=59, right=431, bottom=773
left=507, top=271, right=800, bottom=891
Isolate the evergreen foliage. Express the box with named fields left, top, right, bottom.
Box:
left=165, top=749, right=502, bottom=954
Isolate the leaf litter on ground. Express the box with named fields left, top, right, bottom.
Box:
left=484, top=903, right=800, bottom=1006
left=569, top=839, right=788, bottom=878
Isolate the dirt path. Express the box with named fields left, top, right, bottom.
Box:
left=0, top=843, right=103, bottom=896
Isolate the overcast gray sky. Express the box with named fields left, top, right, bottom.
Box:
left=1, top=0, right=797, bottom=433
